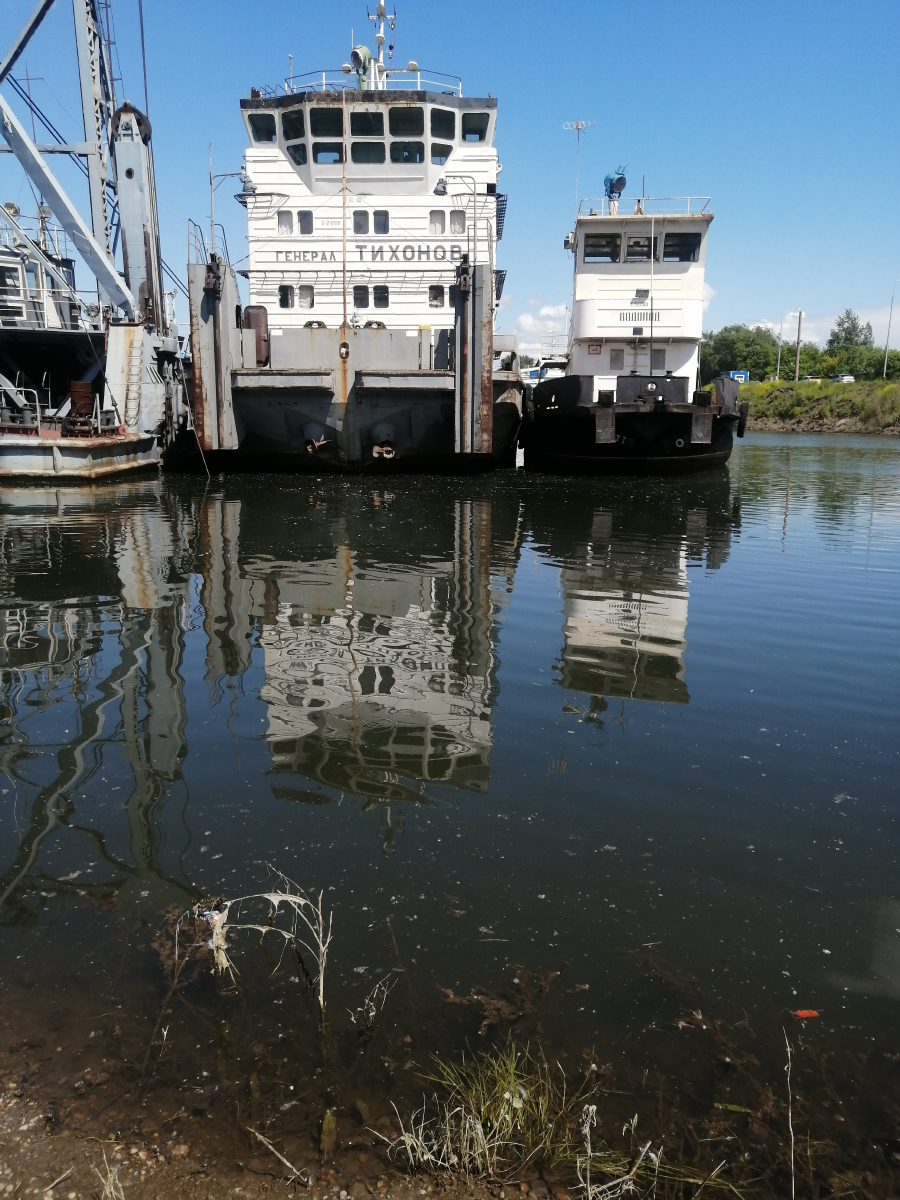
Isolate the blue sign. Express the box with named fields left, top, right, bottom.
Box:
left=729, top=370, right=750, bottom=383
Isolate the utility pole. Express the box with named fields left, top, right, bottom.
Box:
left=793, top=310, right=803, bottom=382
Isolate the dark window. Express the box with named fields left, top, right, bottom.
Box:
left=248, top=112, right=276, bottom=143
left=373, top=210, right=389, bottom=234
left=448, top=284, right=456, bottom=306
left=298, top=210, right=313, bottom=235
left=350, top=110, right=384, bottom=136
left=584, top=233, right=621, bottom=262
left=663, top=231, right=702, bottom=262
left=390, top=141, right=425, bottom=164
left=431, top=143, right=452, bottom=165
left=281, top=109, right=306, bottom=140
left=373, top=285, right=389, bottom=309
left=431, top=108, right=456, bottom=139
left=388, top=106, right=424, bottom=136
left=353, top=210, right=369, bottom=235
left=351, top=141, right=385, bottom=164
left=353, top=285, right=369, bottom=309
left=312, top=142, right=344, bottom=164
left=310, top=107, right=343, bottom=136
left=650, top=348, right=666, bottom=370
left=428, top=284, right=445, bottom=308
left=625, top=236, right=658, bottom=262
left=278, top=285, right=294, bottom=308
left=461, top=112, right=489, bottom=141
left=0, top=267, right=21, bottom=295
left=609, top=349, right=625, bottom=371
left=287, top=142, right=308, bottom=166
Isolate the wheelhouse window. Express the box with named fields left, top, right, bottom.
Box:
left=449, top=209, right=466, bottom=234
left=278, top=285, right=294, bottom=308
left=281, top=109, right=305, bottom=140
left=584, top=233, right=621, bottom=263
left=388, top=106, right=424, bottom=136
left=310, top=107, right=343, bottom=136
left=373, top=285, right=389, bottom=309
left=609, top=348, right=625, bottom=371
left=287, top=143, right=308, bottom=166
left=0, top=266, right=21, bottom=295
left=298, top=211, right=313, bottom=235
left=625, top=236, right=658, bottom=262
left=248, top=112, right=276, bottom=143
left=428, top=284, right=445, bottom=308
left=353, top=284, right=369, bottom=309
left=298, top=285, right=314, bottom=309
left=351, top=111, right=384, bottom=136
left=351, top=142, right=385, bottom=163
left=312, top=143, right=344, bottom=164
left=277, top=210, right=293, bottom=235
left=390, top=141, right=424, bottom=164
left=461, top=112, right=489, bottom=141
left=663, top=232, right=702, bottom=262
left=373, top=210, right=389, bottom=234
left=431, top=143, right=452, bottom=165
left=448, top=284, right=457, bottom=306
left=429, top=210, right=445, bottom=234
left=353, top=210, right=370, bottom=235
left=431, top=108, right=456, bottom=139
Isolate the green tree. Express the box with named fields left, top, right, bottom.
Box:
left=827, top=309, right=873, bottom=350
left=700, top=324, right=779, bottom=384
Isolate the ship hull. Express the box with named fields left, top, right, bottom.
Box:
left=0, top=432, right=159, bottom=479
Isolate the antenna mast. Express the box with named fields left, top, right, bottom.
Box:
left=367, top=3, right=395, bottom=89
left=563, top=118, right=595, bottom=219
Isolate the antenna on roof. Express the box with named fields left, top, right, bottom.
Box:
left=563, top=119, right=595, bottom=220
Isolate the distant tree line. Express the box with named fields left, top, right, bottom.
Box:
left=700, top=310, right=900, bottom=384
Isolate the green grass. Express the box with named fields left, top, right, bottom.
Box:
left=741, top=380, right=900, bottom=432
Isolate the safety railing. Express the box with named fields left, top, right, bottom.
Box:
left=578, top=196, right=712, bottom=217
left=254, top=66, right=464, bottom=97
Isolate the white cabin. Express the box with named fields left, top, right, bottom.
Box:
left=238, top=21, right=505, bottom=348
left=567, top=198, right=712, bottom=398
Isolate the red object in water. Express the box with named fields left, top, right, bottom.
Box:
left=791, top=1009, right=820, bottom=1019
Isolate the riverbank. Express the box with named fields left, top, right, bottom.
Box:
left=742, top=380, right=900, bottom=434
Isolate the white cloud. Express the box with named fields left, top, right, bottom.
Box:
left=703, top=282, right=716, bottom=312
left=511, top=302, right=569, bottom=354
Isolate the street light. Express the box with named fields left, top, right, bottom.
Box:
left=883, top=279, right=900, bottom=378
left=775, top=309, right=799, bottom=380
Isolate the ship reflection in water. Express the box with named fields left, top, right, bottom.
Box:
left=525, top=476, right=738, bottom=712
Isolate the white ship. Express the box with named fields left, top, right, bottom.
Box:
left=522, top=173, right=746, bottom=473
left=185, top=4, right=522, bottom=471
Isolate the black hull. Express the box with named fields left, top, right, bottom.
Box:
left=523, top=406, right=736, bottom=476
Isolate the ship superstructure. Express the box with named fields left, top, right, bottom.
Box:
left=522, top=184, right=745, bottom=472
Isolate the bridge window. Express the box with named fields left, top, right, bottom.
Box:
left=449, top=209, right=466, bottom=234
left=429, top=284, right=445, bottom=308
left=373, top=210, right=389, bottom=234
left=0, top=266, right=21, bottom=295
left=312, top=142, right=344, bottom=164
left=298, top=211, right=313, bottom=235
left=353, top=285, right=369, bottom=309
left=373, top=285, right=389, bottom=309
left=351, top=110, right=384, bottom=136
left=388, top=106, right=424, bottom=136
left=609, top=348, right=624, bottom=370
left=663, top=232, right=702, bottom=262
left=431, top=143, right=453, bottom=165
left=282, top=109, right=305, bottom=140
left=625, top=236, right=658, bottom=262
left=298, top=285, right=314, bottom=309
left=310, top=107, right=343, bottom=136
left=431, top=108, right=456, bottom=139
left=461, top=112, right=489, bottom=141
left=584, top=233, right=621, bottom=262
left=353, top=210, right=369, bottom=235
left=390, top=141, right=425, bottom=164
left=351, top=141, right=385, bottom=163
left=287, top=143, right=308, bottom=166
left=277, top=210, right=293, bottom=234
left=248, top=113, right=276, bottom=142
left=429, top=210, right=445, bottom=234
left=278, top=285, right=294, bottom=308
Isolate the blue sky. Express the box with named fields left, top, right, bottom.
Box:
left=2, top=0, right=899, bottom=351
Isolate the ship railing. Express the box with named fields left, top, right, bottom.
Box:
left=578, top=196, right=712, bottom=217
left=254, top=66, right=464, bottom=98
left=0, top=214, right=75, bottom=260
left=188, top=220, right=210, bottom=266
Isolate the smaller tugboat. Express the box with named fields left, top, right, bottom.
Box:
left=522, top=172, right=746, bottom=473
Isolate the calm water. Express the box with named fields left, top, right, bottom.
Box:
left=1, top=435, right=899, bottom=1179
